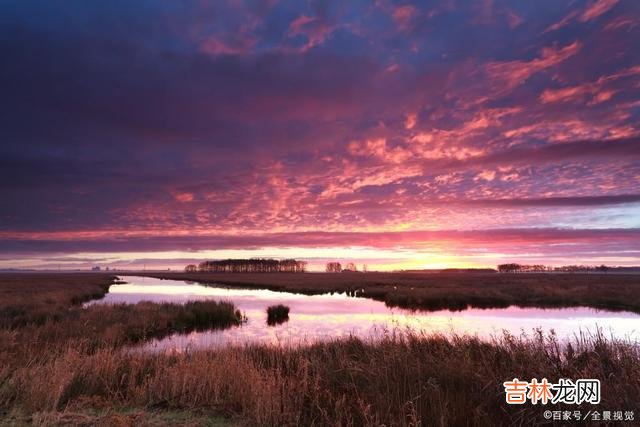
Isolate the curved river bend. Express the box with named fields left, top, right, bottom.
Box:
left=87, top=276, right=640, bottom=352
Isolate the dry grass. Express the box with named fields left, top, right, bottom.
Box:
left=0, top=273, right=114, bottom=328
left=1, top=300, right=243, bottom=360
left=1, top=331, right=638, bottom=426
left=4, top=408, right=232, bottom=426
left=144, top=271, right=640, bottom=313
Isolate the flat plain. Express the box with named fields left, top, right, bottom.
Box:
left=144, top=271, right=640, bottom=312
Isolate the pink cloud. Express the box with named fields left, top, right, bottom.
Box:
left=604, top=16, right=639, bottom=31
left=483, top=41, right=581, bottom=93
left=286, top=15, right=336, bottom=52
left=392, top=5, right=419, bottom=31
left=589, top=89, right=616, bottom=104
left=475, top=170, right=496, bottom=182
left=580, top=0, right=619, bottom=22
left=349, top=138, right=413, bottom=164
left=289, top=15, right=316, bottom=33
left=173, top=192, right=195, bottom=203
left=539, top=65, right=640, bottom=105
left=544, top=11, right=579, bottom=33
left=546, top=0, right=619, bottom=32
left=404, top=113, right=417, bottom=129
left=506, top=11, right=523, bottom=28
left=199, top=34, right=257, bottom=55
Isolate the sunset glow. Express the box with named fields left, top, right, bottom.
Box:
left=1, top=0, right=639, bottom=270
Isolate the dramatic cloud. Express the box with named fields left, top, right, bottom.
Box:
left=1, top=0, right=639, bottom=270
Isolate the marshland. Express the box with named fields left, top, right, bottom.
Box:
left=1, top=272, right=639, bottom=425
left=146, top=270, right=640, bottom=313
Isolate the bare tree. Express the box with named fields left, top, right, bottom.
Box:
left=326, top=262, right=342, bottom=273
left=343, top=262, right=357, bottom=272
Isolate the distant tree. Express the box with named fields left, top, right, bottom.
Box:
left=196, top=258, right=306, bottom=273
left=596, top=264, right=609, bottom=273
left=326, top=262, right=342, bottom=273
left=554, top=265, right=599, bottom=273
left=519, top=264, right=546, bottom=273
left=184, top=264, right=197, bottom=272
left=497, top=263, right=522, bottom=273
left=343, top=262, right=357, bottom=272
left=362, top=264, right=368, bottom=273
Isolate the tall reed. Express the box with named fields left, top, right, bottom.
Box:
left=2, top=330, right=638, bottom=426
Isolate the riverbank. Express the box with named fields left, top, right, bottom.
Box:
left=141, top=271, right=640, bottom=313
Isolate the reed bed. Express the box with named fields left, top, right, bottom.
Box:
left=0, top=300, right=243, bottom=359
left=1, top=331, right=639, bottom=426
left=0, top=273, right=114, bottom=328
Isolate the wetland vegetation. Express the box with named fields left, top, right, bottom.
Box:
left=1, top=272, right=639, bottom=425
left=145, top=271, right=640, bottom=313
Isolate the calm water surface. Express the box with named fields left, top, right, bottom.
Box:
left=87, top=276, right=640, bottom=351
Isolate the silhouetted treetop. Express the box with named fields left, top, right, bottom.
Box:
left=194, top=258, right=306, bottom=273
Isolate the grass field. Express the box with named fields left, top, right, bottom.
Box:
left=1, top=272, right=639, bottom=426
left=0, top=273, right=114, bottom=328
left=143, top=271, right=640, bottom=313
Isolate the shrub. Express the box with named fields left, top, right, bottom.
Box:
left=266, top=304, right=289, bottom=325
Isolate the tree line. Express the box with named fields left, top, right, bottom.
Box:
left=497, top=264, right=611, bottom=273
left=185, top=258, right=307, bottom=273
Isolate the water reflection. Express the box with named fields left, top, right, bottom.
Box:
left=87, top=276, right=640, bottom=352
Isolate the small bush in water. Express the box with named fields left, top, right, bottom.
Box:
left=266, top=304, right=290, bottom=325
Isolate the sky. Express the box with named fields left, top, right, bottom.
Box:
left=1, top=0, right=639, bottom=271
